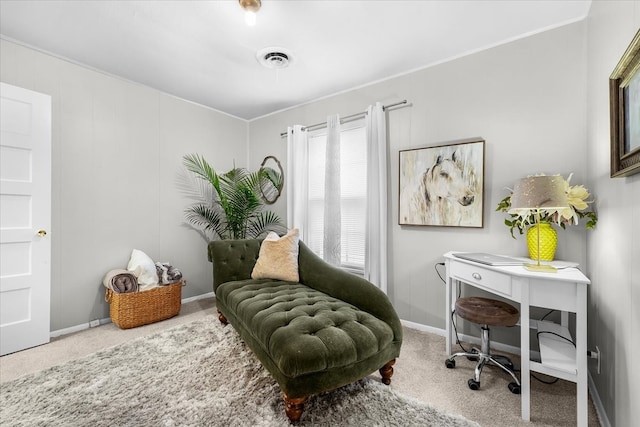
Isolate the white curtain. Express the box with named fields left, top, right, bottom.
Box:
left=365, top=102, right=388, bottom=293
left=323, top=115, right=341, bottom=266
left=286, top=125, right=308, bottom=240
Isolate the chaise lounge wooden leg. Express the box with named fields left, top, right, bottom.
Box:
left=283, top=394, right=307, bottom=423
left=380, top=359, right=396, bottom=385
left=217, top=310, right=228, bottom=325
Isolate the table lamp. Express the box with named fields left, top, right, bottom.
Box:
left=509, top=175, right=569, bottom=273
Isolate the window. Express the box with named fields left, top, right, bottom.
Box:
left=305, top=120, right=367, bottom=272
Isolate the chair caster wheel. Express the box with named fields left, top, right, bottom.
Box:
left=445, top=359, right=455, bottom=369
left=468, top=379, right=480, bottom=390
left=508, top=382, right=521, bottom=394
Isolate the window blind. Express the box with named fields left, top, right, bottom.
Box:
left=306, top=121, right=367, bottom=271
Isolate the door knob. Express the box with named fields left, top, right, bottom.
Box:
left=36, top=229, right=47, bottom=237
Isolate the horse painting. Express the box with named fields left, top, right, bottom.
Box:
left=399, top=141, right=484, bottom=227
left=423, top=152, right=475, bottom=207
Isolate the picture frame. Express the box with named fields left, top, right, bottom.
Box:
left=610, top=29, right=640, bottom=178
left=399, top=138, right=485, bottom=227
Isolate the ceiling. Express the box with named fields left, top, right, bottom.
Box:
left=0, top=1, right=591, bottom=120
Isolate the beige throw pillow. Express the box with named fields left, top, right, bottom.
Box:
left=251, top=229, right=300, bottom=282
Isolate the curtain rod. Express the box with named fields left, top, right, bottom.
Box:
left=279, top=100, right=408, bottom=138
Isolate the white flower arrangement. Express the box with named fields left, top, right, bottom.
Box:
left=496, top=173, right=598, bottom=238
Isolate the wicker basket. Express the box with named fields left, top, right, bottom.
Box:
left=105, top=281, right=184, bottom=329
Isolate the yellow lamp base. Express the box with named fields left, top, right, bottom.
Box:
left=523, top=263, right=558, bottom=273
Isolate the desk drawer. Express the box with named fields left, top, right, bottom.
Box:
left=450, top=262, right=512, bottom=297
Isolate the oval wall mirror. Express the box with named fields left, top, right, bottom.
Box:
left=259, top=155, right=284, bottom=205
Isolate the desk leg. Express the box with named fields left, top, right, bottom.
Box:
left=576, top=285, right=588, bottom=427
left=445, top=261, right=453, bottom=355
left=561, top=310, right=569, bottom=328
left=520, top=279, right=531, bottom=422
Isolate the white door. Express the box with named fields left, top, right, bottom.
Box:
left=0, top=82, right=51, bottom=356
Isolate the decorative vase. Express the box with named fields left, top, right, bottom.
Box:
left=526, top=222, right=557, bottom=261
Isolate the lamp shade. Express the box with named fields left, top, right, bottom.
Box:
left=509, top=175, right=568, bottom=213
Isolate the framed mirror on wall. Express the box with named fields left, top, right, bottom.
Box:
left=259, top=155, right=283, bottom=204
left=610, top=29, right=640, bottom=178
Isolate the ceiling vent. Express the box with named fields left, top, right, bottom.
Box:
left=257, top=47, right=294, bottom=69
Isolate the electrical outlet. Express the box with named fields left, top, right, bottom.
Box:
left=588, top=346, right=601, bottom=374
left=89, top=319, right=100, bottom=328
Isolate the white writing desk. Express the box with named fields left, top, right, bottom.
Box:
left=444, top=252, right=590, bottom=426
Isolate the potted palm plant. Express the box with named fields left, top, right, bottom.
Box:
left=182, top=153, right=285, bottom=240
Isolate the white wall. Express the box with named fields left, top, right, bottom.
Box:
left=249, top=22, right=588, bottom=340
left=586, top=2, right=640, bottom=425
left=0, top=39, right=248, bottom=330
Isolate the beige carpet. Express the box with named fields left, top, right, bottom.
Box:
left=1, top=316, right=479, bottom=426
left=0, top=297, right=599, bottom=426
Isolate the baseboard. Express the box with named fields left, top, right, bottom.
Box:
left=401, top=319, right=447, bottom=336
left=50, top=292, right=216, bottom=338
left=49, top=317, right=110, bottom=337
left=588, top=371, right=610, bottom=427
left=182, top=291, right=215, bottom=304
left=401, top=319, right=524, bottom=357
left=456, top=332, right=524, bottom=358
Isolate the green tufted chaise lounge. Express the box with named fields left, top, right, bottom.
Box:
left=208, top=239, right=403, bottom=422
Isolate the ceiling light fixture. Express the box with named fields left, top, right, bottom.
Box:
left=239, top=0, right=261, bottom=26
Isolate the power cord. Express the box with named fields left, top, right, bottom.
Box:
left=536, top=330, right=576, bottom=347
left=434, top=262, right=445, bottom=283
left=451, top=309, right=472, bottom=354
left=436, top=262, right=475, bottom=354
left=511, top=366, right=559, bottom=385
left=540, top=309, right=555, bottom=321
left=532, top=373, right=560, bottom=384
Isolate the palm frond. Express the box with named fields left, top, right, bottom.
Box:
left=182, top=154, right=285, bottom=242
left=247, top=211, right=286, bottom=239
left=222, top=167, right=251, bottom=183
left=183, top=154, right=215, bottom=183
left=176, top=168, right=217, bottom=205
left=183, top=154, right=225, bottom=201
left=261, top=166, right=283, bottom=189
left=243, top=170, right=265, bottom=193
left=184, top=204, right=227, bottom=240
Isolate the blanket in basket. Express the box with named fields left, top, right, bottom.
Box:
left=103, top=269, right=138, bottom=294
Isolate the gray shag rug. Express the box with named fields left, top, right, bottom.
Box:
left=1, top=317, right=478, bottom=426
